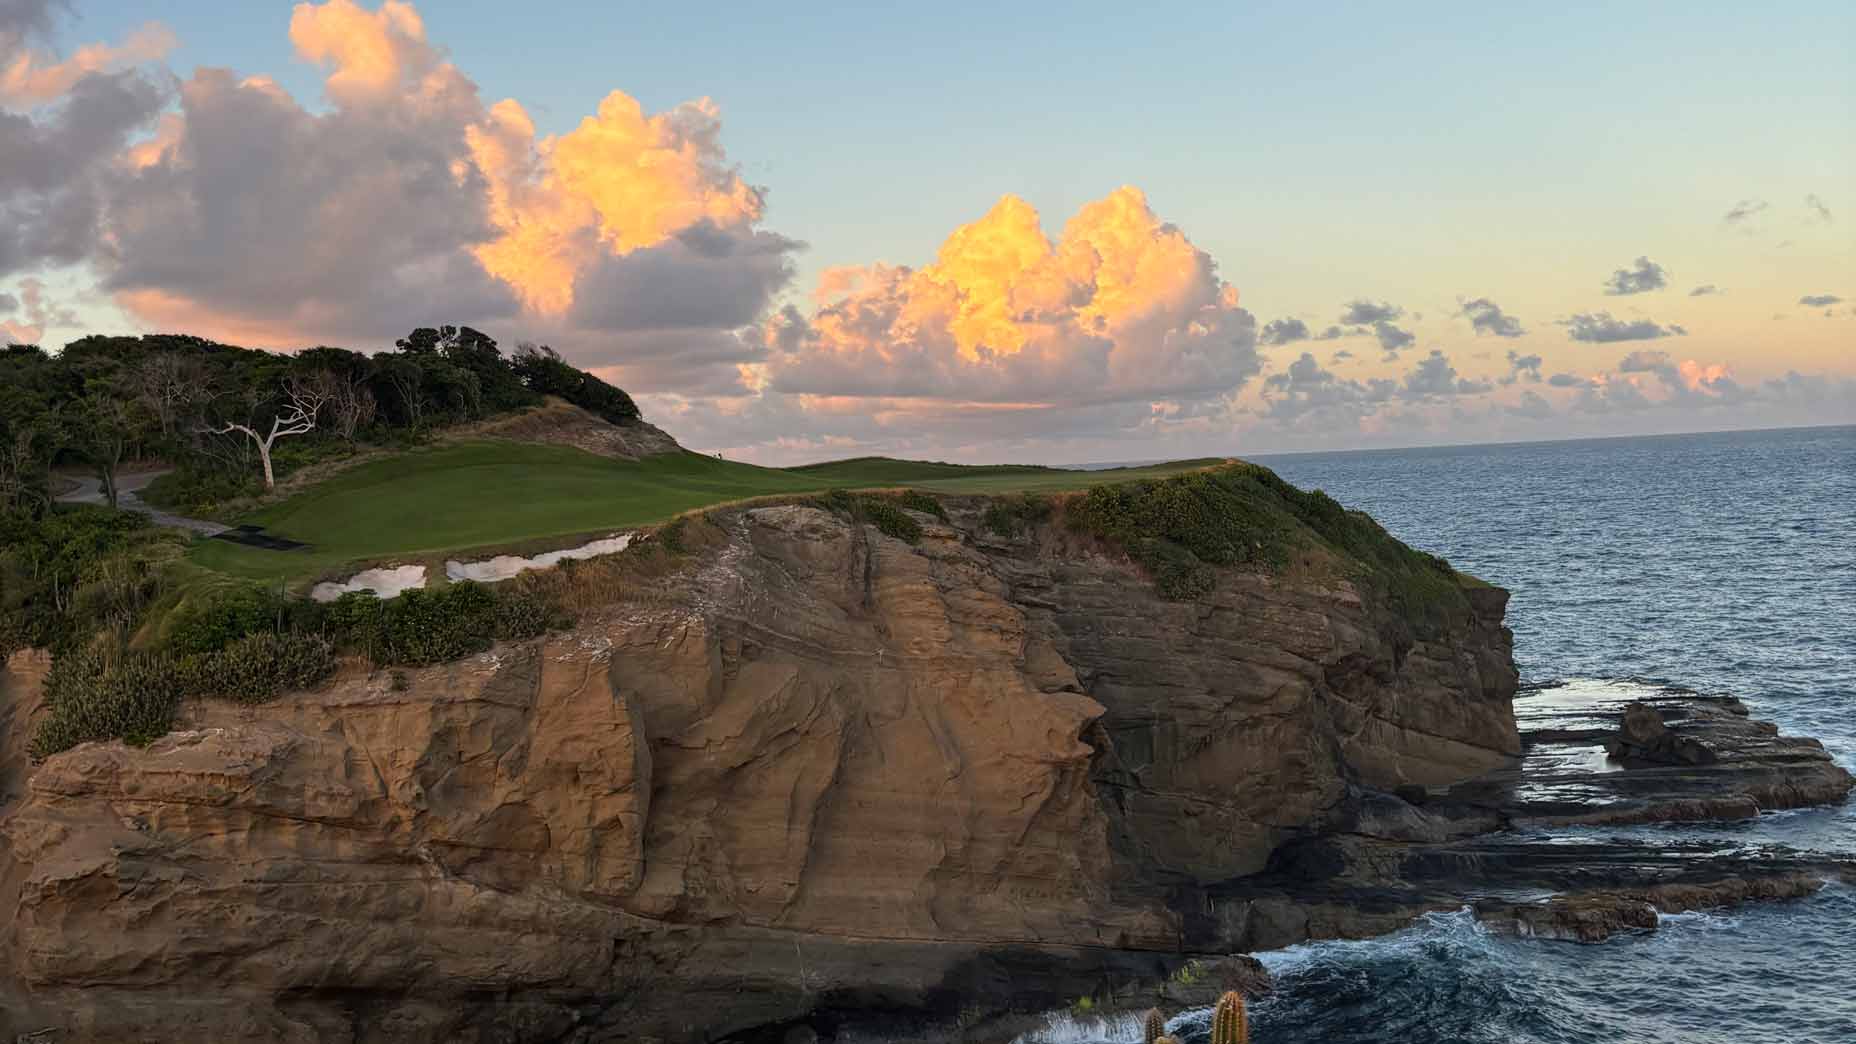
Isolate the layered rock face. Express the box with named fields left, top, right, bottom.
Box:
left=0, top=502, right=1519, bottom=1043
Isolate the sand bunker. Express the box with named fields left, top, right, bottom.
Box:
left=310, top=564, right=428, bottom=603
left=445, top=533, right=633, bottom=584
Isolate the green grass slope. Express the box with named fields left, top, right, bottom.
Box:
left=188, top=442, right=1223, bottom=583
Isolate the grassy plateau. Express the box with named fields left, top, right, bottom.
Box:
left=188, top=441, right=1222, bottom=584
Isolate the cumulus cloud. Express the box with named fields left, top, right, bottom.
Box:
left=761, top=187, right=1259, bottom=409
left=1339, top=299, right=1401, bottom=325
left=2, top=19, right=174, bottom=106
left=1501, top=349, right=1542, bottom=385
left=1805, top=194, right=1832, bottom=224
left=1689, top=284, right=1722, bottom=297
left=1370, top=320, right=1414, bottom=354
left=0, top=0, right=800, bottom=394
left=1547, top=373, right=1590, bottom=388
left=1562, top=312, right=1686, bottom=343
left=1400, top=350, right=1493, bottom=400
left=1260, top=351, right=1394, bottom=420
left=1458, top=296, right=1525, bottom=337
left=1259, top=317, right=1310, bottom=346
left=0, top=276, right=73, bottom=344
left=1799, top=294, right=1843, bottom=307
left=1508, top=390, right=1553, bottom=419
left=1601, top=256, right=1668, bottom=295
left=0, top=19, right=167, bottom=278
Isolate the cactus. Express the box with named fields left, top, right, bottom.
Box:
left=1143, top=1007, right=1167, bottom=1044
left=1211, top=990, right=1249, bottom=1044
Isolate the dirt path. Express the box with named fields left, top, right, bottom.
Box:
left=55, top=471, right=230, bottom=537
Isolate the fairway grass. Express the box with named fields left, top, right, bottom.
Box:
left=187, top=440, right=1226, bottom=584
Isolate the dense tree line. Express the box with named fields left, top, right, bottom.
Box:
left=0, top=327, right=641, bottom=518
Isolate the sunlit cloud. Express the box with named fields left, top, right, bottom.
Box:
left=761, top=186, right=1259, bottom=407
left=0, top=0, right=795, bottom=394
left=1, top=16, right=174, bottom=107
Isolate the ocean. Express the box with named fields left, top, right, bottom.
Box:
left=1035, top=424, right=1856, bottom=1044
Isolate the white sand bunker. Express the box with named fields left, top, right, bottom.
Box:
left=310, top=564, right=428, bottom=603
left=445, top=533, right=633, bottom=584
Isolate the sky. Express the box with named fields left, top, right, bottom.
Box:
left=2, top=0, right=1851, bottom=464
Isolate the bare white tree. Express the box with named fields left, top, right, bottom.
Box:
left=201, top=372, right=335, bottom=491
left=328, top=372, right=376, bottom=442
left=132, top=353, right=206, bottom=438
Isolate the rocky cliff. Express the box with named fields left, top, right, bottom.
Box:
left=0, top=495, right=1523, bottom=1042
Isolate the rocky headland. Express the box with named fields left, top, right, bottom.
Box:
left=0, top=493, right=1848, bottom=1042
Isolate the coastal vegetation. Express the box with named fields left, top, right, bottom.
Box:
left=3, top=329, right=1481, bottom=762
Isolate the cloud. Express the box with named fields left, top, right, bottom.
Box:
left=1259, top=317, right=1310, bottom=346
left=762, top=187, right=1260, bottom=410
left=1458, top=296, right=1525, bottom=337
left=1805, top=194, right=1832, bottom=225
left=1547, top=373, right=1589, bottom=388
left=1501, top=349, right=1542, bottom=385
left=1371, top=319, right=1414, bottom=353
left=0, top=0, right=800, bottom=395
left=0, top=35, right=167, bottom=277
left=1722, top=199, right=1768, bottom=225
left=1799, top=294, right=1843, bottom=308
left=0, top=276, right=73, bottom=344
left=1400, top=350, right=1493, bottom=401
left=1260, top=351, right=1394, bottom=420
left=2, top=20, right=175, bottom=106
left=1562, top=312, right=1686, bottom=343
left=1508, top=390, right=1553, bottom=419
left=1559, top=349, right=1749, bottom=412
left=1601, top=256, right=1668, bottom=296
left=1339, top=299, right=1402, bottom=325
left=1688, top=284, right=1721, bottom=297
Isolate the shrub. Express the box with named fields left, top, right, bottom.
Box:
left=1065, top=463, right=1471, bottom=630
left=894, top=489, right=947, bottom=520
left=183, top=631, right=336, bottom=704
left=0, top=506, right=183, bottom=656
left=30, top=646, right=185, bottom=758
left=860, top=498, right=922, bottom=543
left=139, top=466, right=255, bottom=516
left=981, top=494, right=1052, bottom=538
left=165, top=583, right=287, bottom=654
left=811, top=490, right=924, bottom=544
left=319, top=580, right=568, bottom=667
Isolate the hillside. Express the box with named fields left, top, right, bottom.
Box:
left=185, top=416, right=1230, bottom=585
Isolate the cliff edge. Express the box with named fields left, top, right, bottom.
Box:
left=0, top=491, right=1520, bottom=1042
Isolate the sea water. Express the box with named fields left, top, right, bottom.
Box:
left=1020, top=424, right=1856, bottom=1044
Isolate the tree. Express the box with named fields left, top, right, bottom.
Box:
left=511, top=342, right=640, bottom=423
left=131, top=353, right=206, bottom=439
left=200, top=371, right=334, bottom=491
left=0, top=406, right=59, bottom=518
left=329, top=373, right=376, bottom=442
left=72, top=391, right=142, bottom=508
left=378, top=355, right=427, bottom=431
